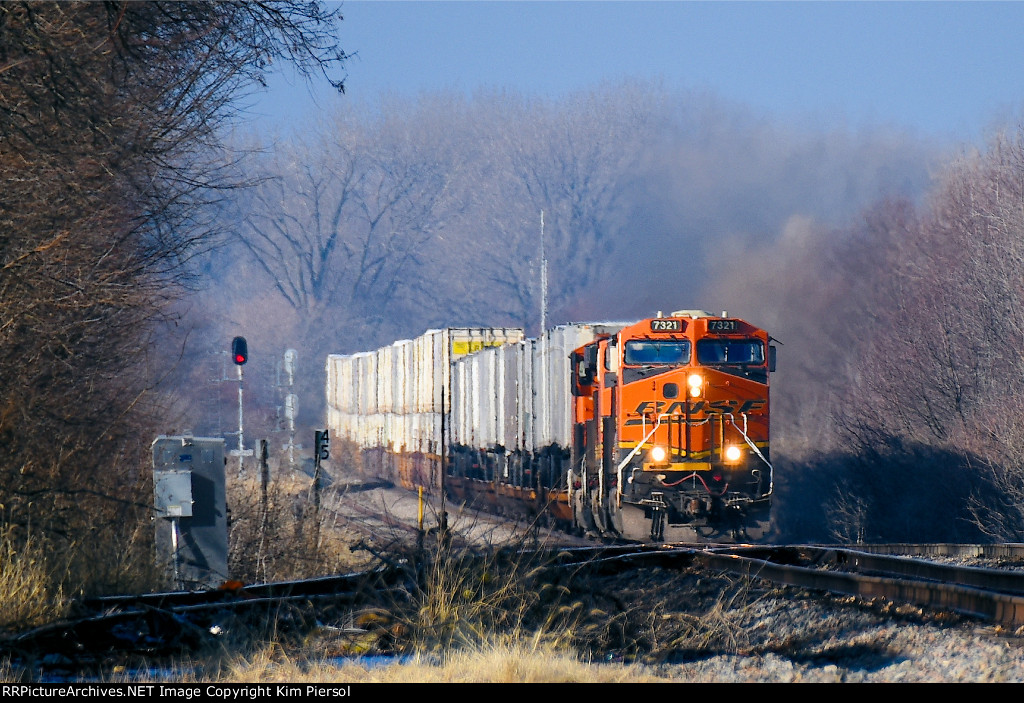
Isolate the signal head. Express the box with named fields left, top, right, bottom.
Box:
left=231, top=336, right=248, bottom=365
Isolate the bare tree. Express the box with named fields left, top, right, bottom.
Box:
left=800, top=128, right=1024, bottom=541
left=0, top=1, right=347, bottom=590
left=229, top=101, right=464, bottom=346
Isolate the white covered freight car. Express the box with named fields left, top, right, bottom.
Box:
left=445, top=322, right=629, bottom=517
left=325, top=322, right=631, bottom=519
left=326, top=327, right=524, bottom=488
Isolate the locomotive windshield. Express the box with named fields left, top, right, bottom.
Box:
left=624, top=340, right=691, bottom=365
left=697, top=339, right=765, bottom=365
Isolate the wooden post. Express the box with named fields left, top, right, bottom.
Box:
left=259, top=439, right=269, bottom=531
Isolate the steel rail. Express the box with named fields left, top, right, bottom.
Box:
left=692, top=547, right=1024, bottom=629
left=822, top=542, right=1024, bottom=561
left=708, top=545, right=1024, bottom=596
left=543, top=544, right=1024, bottom=627
left=79, top=566, right=402, bottom=612
left=831, top=547, right=1024, bottom=596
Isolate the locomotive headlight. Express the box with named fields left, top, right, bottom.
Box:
left=650, top=446, right=668, bottom=463
left=724, top=445, right=742, bottom=462
left=687, top=373, right=703, bottom=397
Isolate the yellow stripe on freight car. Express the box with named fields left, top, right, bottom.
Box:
left=451, top=340, right=510, bottom=356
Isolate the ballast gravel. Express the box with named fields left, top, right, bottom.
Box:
left=332, top=483, right=1024, bottom=683
left=645, top=592, right=1024, bottom=683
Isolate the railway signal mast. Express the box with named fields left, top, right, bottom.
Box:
left=281, top=348, right=300, bottom=471
left=228, top=336, right=253, bottom=475
left=540, top=209, right=548, bottom=335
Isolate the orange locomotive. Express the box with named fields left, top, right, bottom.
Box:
left=568, top=311, right=775, bottom=541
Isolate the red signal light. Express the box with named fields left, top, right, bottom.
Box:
left=231, top=336, right=248, bottom=365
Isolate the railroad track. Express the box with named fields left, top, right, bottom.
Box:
left=540, top=543, right=1024, bottom=629
left=326, top=480, right=593, bottom=550
left=324, top=480, right=432, bottom=543
left=833, top=541, right=1024, bottom=563
left=699, top=544, right=1024, bottom=630
left=5, top=542, right=1024, bottom=676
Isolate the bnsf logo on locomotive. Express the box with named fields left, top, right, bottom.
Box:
left=629, top=399, right=767, bottom=419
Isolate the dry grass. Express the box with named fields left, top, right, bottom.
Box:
left=226, top=471, right=372, bottom=584
left=65, top=520, right=161, bottom=597
left=208, top=639, right=669, bottom=683
left=644, top=580, right=759, bottom=657
left=0, top=527, right=68, bottom=631
left=184, top=565, right=763, bottom=683
left=0, top=529, right=764, bottom=681
left=402, top=546, right=558, bottom=653
left=567, top=568, right=762, bottom=662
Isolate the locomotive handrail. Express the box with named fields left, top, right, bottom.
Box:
left=724, top=413, right=773, bottom=469
left=615, top=412, right=774, bottom=509
left=725, top=413, right=774, bottom=497
left=615, top=412, right=674, bottom=507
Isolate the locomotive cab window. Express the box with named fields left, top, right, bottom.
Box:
left=575, top=358, right=592, bottom=385
left=572, top=351, right=594, bottom=393
left=624, top=340, right=691, bottom=365
left=696, top=339, right=765, bottom=365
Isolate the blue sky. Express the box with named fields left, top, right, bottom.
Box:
left=252, top=1, right=1024, bottom=142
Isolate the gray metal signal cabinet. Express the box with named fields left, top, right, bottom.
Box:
left=152, top=435, right=228, bottom=590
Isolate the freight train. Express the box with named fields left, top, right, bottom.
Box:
left=325, top=310, right=775, bottom=542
